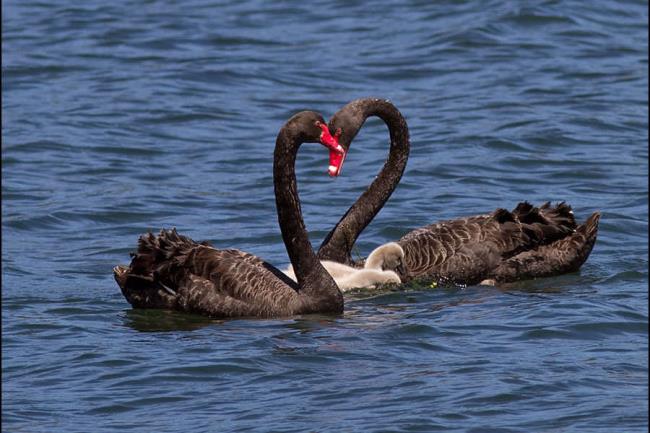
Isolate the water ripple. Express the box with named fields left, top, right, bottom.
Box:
left=3, top=0, right=648, bottom=432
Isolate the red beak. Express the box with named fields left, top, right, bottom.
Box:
left=318, top=123, right=346, bottom=177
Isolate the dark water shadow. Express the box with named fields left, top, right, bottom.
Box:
left=496, top=272, right=599, bottom=296
left=122, top=308, right=221, bottom=332
left=120, top=272, right=594, bottom=333
left=121, top=307, right=345, bottom=333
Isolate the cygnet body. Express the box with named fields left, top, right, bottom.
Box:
left=283, top=242, right=405, bottom=291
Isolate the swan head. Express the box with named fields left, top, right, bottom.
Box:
left=283, top=111, right=343, bottom=176
left=365, top=242, right=406, bottom=275
left=327, top=102, right=365, bottom=149
left=286, top=111, right=332, bottom=143
left=325, top=98, right=390, bottom=177
left=316, top=123, right=345, bottom=177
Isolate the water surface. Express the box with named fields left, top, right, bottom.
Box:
left=2, top=1, right=648, bottom=432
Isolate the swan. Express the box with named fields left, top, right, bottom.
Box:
left=316, top=98, right=600, bottom=286
left=364, top=242, right=405, bottom=273
left=336, top=268, right=400, bottom=290
left=283, top=261, right=355, bottom=282
left=337, top=242, right=405, bottom=289
left=113, top=111, right=346, bottom=318
left=283, top=242, right=405, bottom=291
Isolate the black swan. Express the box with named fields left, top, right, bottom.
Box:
left=113, top=112, right=345, bottom=318
left=316, top=98, right=600, bottom=286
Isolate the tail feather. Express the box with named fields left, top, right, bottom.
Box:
left=129, top=229, right=206, bottom=273
left=493, top=208, right=517, bottom=224
left=113, top=265, right=129, bottom=288
left=581, top=211, right=600, bottom=238
left=114, top=229, right=211, bottom=308
left=511, top=201, right=576, bottom=246
left=136, top=228, right=201, bottom=260
left=539, top=201, right=577, bottom=230
left=492, top=211, right=600, bottom=282
left=512, top=201, right=535, bottom=217
left=513, top=201, right=575, bottom=229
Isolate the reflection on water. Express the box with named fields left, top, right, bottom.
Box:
left=122, top=309, right=219, bottom=332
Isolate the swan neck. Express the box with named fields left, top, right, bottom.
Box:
left=318, top=99, right=410, bottom=264
left=273, top=130, right=334, bottom=294
left=364, top=251, right=382, bottom=270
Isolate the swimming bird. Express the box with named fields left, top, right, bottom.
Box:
left=364, top=242, right=405, bottom=274
left=316, top=98, right=600, bottom=286
left=283, top=242, right=405, bottom=291
left=113, top=111, right=346, bottom=318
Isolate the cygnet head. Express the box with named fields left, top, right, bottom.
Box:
left=365, top=242, right=405, bottom=275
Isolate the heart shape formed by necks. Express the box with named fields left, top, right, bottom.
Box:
left=317, top=122, right=346, bottom=177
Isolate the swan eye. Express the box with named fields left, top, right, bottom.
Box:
left=335, top=128, right=342, bottom=137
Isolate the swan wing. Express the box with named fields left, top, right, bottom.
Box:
left=397, top=202, right=581, bottom=285
left=115, top=229, right=302, bottom=318
left=398, top=214, right=497, bottom=284
left=490, top=212, right=600, bottom=282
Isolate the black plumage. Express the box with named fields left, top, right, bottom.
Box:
left=396, top=202, right=599, bottom=285
left=317, top=98, right=599, bottom=285
left=114, top=112, right=343, bottom=318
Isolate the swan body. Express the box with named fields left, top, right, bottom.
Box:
left=395, top=201, right=600, bottom=285
left=316, top=98, right=599, bottom=285
left=114, top=111, right=344, bottom=318
left=283, top=242, right=404, bottom=291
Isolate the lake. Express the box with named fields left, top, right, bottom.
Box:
left=2, top=1, right=648, bottom=432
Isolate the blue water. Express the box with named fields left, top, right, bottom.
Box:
left=2, top=1, right=648, bottom=432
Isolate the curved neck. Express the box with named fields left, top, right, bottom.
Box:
left=273, top=129, right=334, bottom=292
left=317, top=99, right=410, bottom=265
left=364, top=251, right=383, bottom=270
